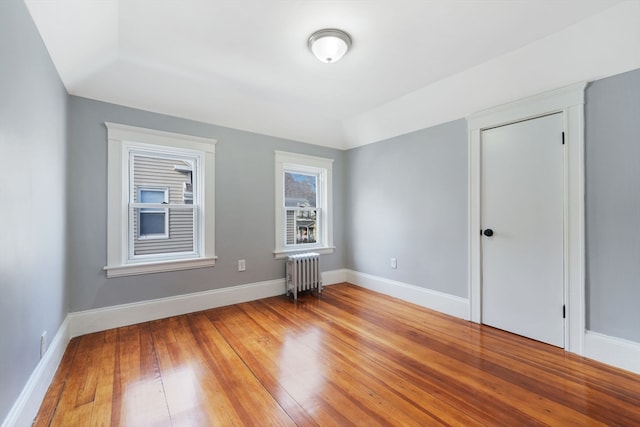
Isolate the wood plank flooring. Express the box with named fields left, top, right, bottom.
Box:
left=34, top=283, right=640, bottom=426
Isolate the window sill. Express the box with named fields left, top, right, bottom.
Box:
left=273, top=246, right=335, bottom=260
left=104, top=256, right=217, bottom=278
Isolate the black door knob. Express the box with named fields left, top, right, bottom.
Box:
left=483, top=229, right=494, bottom=237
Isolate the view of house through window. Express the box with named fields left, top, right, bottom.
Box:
left=130, top=152, right=197, bottom=258
left=284, top=172, right=318, bottom=245
left=273, top=150, right=333, bottom=258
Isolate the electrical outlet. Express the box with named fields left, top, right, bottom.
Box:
left=40, top=331, right=47, bottom=359
left=238, top=259, right=246, bottom=272
left=391, top=257, right=397, bottom=269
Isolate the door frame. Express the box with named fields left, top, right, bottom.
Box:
left=467, top=82, right=586, bottom=354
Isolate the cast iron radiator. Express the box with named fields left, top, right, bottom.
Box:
left=286, top=252, right=322, bottom=301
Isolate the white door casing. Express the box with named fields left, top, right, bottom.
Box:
left=468, top=82, right=586, bottom=354
left=481, top=113, right=565, bottom=347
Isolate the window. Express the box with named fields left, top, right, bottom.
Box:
left=285, top=172, right=318, bottom=245
left=105, top=123, right=217, bottom=277
left=274, top=151, right=334, bottom=259
left=137, top=187, right=169, bottom=239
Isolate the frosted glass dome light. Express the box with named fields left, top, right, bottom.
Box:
left=308, top=29, right=352, bottom=63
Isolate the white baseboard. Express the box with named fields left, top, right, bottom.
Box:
left=69, top=278, right=286, bottom=337
left=584, top=331, right=640, bottom=375
left=69, top=269, right=347, bottom=338
left=346, top=270, right=470, bottom=320
left=2, top=317, right=70, bottom=427
left=322, top=268, right=348, bottom=285
left=344, top=271, right=640, bottom=375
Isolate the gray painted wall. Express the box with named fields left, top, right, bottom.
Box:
left=3, top=0, right=640, bottom=418
left=68, top=96, right=345, bottom=311
left=0, top=0, right=69, bottom=421
left=345, top=120, right=469, bottom=298
left=585, top=69, right=640, bottom=342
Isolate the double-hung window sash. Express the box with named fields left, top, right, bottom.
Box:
left=127, top=151, right=199, bottom=262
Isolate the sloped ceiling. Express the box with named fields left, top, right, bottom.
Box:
left=25, top=0, right=637, bottom=149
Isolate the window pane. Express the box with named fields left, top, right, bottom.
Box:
left=134, top=206, right=194, bottom=255
left=140, top=189, right=166, bottom=203
left=285, top=209, right=317, bottom=245
left=133, top=155, right=194, bottom=205
left=284, top=172, right=317, bottom=207
left=140, top=212, right=166, bottom=236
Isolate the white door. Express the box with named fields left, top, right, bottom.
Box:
left=481, top=113, right=565, bottom=347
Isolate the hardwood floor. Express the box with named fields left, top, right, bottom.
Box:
left=35, top=283, right=640, bottom=426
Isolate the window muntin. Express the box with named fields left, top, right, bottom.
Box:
left=105, top=123, right=216, bottom=277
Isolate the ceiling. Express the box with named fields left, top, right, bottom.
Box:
left=26, top=0, right=623, bottom=149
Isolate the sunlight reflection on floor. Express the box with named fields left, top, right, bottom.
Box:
left=124, top=366, right=201, bottom=426
left=278, top=327, right=326, bottom=412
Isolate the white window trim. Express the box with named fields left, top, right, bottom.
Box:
left=274, top=151, right=334, bottom=259
left=105, top=123, right=217, bottom=278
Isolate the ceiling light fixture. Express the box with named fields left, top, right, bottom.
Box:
left=308, top=29, right=352, bottom=63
